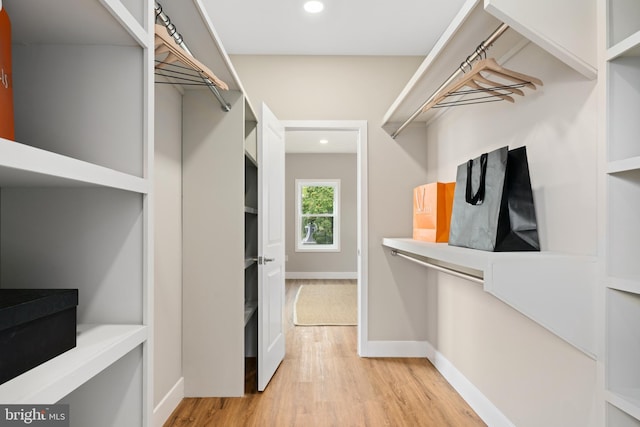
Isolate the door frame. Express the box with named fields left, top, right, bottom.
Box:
left=281, top=120, right=368, bottom=355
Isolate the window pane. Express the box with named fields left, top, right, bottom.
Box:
left=300, top=216, right=334, bottom=245
left=301, top=185, right=334, bottom=215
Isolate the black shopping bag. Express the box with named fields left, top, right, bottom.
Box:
left=448, top=146, right=540, bottom=252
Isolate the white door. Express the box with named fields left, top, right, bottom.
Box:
left=257, top=102, right=286, bottom=391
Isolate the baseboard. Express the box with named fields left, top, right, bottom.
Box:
left=423, top=342, right=515, bottom=427
left=360, top=340, right=430, bottom=357
left=285, top=271, right=358, bottom=280
left=153, top=377, right=184, bottom=427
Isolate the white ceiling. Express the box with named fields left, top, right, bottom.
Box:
left=202, top=0, right=468, bottom=56
left=285, top=130, right=358, bottom=154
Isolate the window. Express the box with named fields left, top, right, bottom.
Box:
left=295, top=179, right=340, bottom=252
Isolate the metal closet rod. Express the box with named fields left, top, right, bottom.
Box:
left=390, top=23, right=510, bottom=139
left=154, top=1, right=232, bottom=112
left=390, top=250, right=484, bottom=284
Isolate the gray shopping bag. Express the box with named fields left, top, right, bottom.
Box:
left=448, top=146, right=540, bottom=252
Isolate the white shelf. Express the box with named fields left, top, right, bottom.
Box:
left=383, top=238, right=598, bottom=357
left=0, top=324, right=147, bottom=404
left=607, top=0, right=640, bottom=50
left=607, top=390, right=640, bottom=423
left=608, top=30, right=640, bottom=59
left=608, top=156, right=640, bottom=174
left=245, top=150, right=258, bottom=168
left=607, top=170, right=640, bottom=281
left=0, top=138, right=149, bottom=193
left=245, top=206, right=258, bottom=215
left=244, top=301, right=258, bottom=326
left=382, top=0, right=596, bottom=132
left=5, top=0, right=146, bottom=47
left=608, top=277, right=640, bottom=295
left=382, top=0, right=525, bottom=128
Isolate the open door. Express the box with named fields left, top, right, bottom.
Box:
left=257, top=102, right=286, bottom=391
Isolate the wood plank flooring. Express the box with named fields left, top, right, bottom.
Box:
left=164, top=279, right=486, bottom=426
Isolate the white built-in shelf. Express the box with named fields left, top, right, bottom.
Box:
left=6, top=0, right=147, bottom=48
left=0, top=138, right=149, bottom=193
left=0, top=324, right=147, bottom=404
left=245, top=258, right=257, bottom=269
left=244, top=301, right=258, bottom=326
left=608, top=157, right=640, bottom=174
left=245, top=151, right=258, bottom=168
left=383, top=238, right=598, bottom=358
left=607, top=30, right=640, bottom=59
left=382, top=0, right=596, bottom=132
left=608, top=278, right=640, bottom=295
left=607, top=390, right=640, bottom=423
left=245, top=206, right=258, bottom=215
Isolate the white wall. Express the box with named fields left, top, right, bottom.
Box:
left=153, top=84, right=183, bottom=415
left=422, top=41, right=599, bottom=427
left=231, top=55, right=433, bottom=343
left=285, top=153, right=357, bottom=276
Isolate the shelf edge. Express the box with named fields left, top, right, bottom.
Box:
left=0, top=139, right=149, bottom=193
left=607, top=156, right=640, bottom=174
left=607, top=30, right=640, bottom=60
left=0, top=324, right=148, bottom=404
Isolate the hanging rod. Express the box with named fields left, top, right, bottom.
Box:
left=154, top=1, right=232, bottom=112
left=390, top=250, right=484, bottom=284
left=390, top=23, right=510, bottom=139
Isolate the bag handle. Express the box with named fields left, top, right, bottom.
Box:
left=465, top=153, right=488, bottom=205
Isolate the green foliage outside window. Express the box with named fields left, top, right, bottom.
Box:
left=301, top=185, right=335, bottom=245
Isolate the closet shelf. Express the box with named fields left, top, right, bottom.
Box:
left=245, top=206, right=258, bottom=215
left=5, top=0, right=146, bottom=47
left=606, top=390, right=640, bottom=423
left=245, top=258, right=258, bottom=269
left=382, top=0, right=527, bottom=133
left=245, top=151, right=258, bottom=168
left=607, top=30, right=640, bottom=60
left=607, top=156, right=640, bottom=174
left=0, top=324, right=147, bottom=404
left=244, top=301, right=258, bottom=326
left=383, top=0, right=596, bottom=137
left=0, top=138, right=149, bottom=193
left=383, top=238, right=598, bottom=358
left=607, top=277, right=640, bottom=296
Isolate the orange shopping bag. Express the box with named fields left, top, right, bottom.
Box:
left=0, top=3, right=14, bottom=141
left=413, top=182, right=455, bottom=242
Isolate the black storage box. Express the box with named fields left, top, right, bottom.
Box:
left=0, top=289, right=78, bottom=384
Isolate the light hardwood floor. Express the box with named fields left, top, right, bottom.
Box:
left=164, top=279, right=486, bottom=426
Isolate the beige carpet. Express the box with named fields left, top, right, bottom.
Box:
left=293, top=284, right=357, bottom=326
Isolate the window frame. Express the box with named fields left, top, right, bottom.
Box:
left=295, top=179, right=341, bottom=252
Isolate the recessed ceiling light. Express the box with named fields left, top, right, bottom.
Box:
left=304, top=0, right=324, bottom=14
left=319, top=139, right=329, bottom=144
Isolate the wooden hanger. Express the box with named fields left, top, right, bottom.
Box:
left=154, top=24, right=229, bottom=90
left=422, top=57, right=542, bottom=113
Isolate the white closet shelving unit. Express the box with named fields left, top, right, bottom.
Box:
left=603, top=0, right=640, bottom=424
left=381, top=0, right=599, bottom=359
left=0, top=0, right=153, bottom=426
left=161, top=0, right=261, bottom=397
